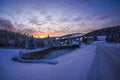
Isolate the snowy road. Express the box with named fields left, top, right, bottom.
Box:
left=86, top=43, right=120, bottom=80
left=0, top=43, right=120, bottom=80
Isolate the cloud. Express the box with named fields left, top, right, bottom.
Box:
left=17, top=27, right=39, bottom=35
left=32, top=2, right=47, bottom=15
left=72, top=17, right=81, bottom=22
left=96, top=15, right=111, bottom=21
left=0, top=17, right=15, bottom=31
left=23, top=28, right=36, bottom=34
left=59, top=16, right=71, bottom=23
left=46, top=15, right=52, bottom=21
left=60, top=18, right=69, bottom=22
left=29, top=17, right=41, bottom=26
left=15, top=23, right=27, bottom=29
left=102, top=19, right=120, bottom=27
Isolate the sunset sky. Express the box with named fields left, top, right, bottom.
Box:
left=0, top=0, right=120, bottom=38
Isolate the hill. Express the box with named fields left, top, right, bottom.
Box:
left=85, top=25, right=120, bottom=36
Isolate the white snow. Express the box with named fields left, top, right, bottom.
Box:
left=71, top=41, right=80, bottom=45
left=0, top=42, right=120, bottom=80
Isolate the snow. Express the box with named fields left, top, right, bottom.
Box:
left=86, top=43, right=120, bottom=80
left=71, top=41, right=80, bottom=45
left=97, top=36, right=106, bottom=41
left=17, top=58, right=58, bottom=65
left=0, top=42, right=120, bottom=80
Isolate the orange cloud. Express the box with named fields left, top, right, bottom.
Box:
left=33, top=32, right=48, bottom=38
left=33, top=31, right=67, bottom=38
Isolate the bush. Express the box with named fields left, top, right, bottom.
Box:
left=12, top=57, right=18, bottom=61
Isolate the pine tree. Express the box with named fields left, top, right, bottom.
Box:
left=94, top=35, right=98, bottom=41
left=82, top=37, right=88, bottom=44
left=110, top=34, right=114, bottom=42
left=29, top=36, right=35, bottom=49
left=105, top=34, right=110, bottom=42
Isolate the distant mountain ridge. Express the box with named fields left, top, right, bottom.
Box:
left=85, top=25, right=120, bottom=36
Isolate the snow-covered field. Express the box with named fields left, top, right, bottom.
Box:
left=0, top=42, right=120, bottom=80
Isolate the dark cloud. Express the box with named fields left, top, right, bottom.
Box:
left=15, top=23, right=27, bottom=29
left=14, top=23, right=41, bottom=35
left=72, top=17, right=81, bottom=22
left=29, top=18, right=41, bottom=26
left=60, top=18, right=69, bottom=22
left=84, top=16, right=93, bottom=21
left=59, top=16, right=71, bottom=23
left=46, top=15, right=52, bottom=21
left=22, top=28, right=37, bottom=34
left=0, top=17, right=15, bottom=31
left=96, top=15, right=111, bottom=21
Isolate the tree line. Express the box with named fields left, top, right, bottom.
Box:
left=0, top=29, right=46, bottom=48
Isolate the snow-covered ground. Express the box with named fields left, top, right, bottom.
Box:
left=0, top=42, right=120, bottom=80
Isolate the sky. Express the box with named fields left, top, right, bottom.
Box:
left=0, top=0, right=120, bottom=38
